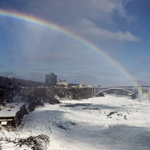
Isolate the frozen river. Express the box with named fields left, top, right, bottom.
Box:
left=1, top=95, right=150, bottom=150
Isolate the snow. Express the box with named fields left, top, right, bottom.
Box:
left=0, top=103, right=25, bottom=117
left=1, top=95, right=150, bottom=149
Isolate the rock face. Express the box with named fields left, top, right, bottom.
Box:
left=26, top=88, right=60, bottom=112
left=22, top=87, right=95, bottom=112
left=1, top=86, right=95, bottom=112
left=51, top=87, right=95, bottom=100
left=96, top=92, right=105, bottom=97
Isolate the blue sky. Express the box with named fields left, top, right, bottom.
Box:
left=0, top=0, right=149, bottom=87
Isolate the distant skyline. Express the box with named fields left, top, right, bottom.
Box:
left=0, top=0, right=150, bottom=86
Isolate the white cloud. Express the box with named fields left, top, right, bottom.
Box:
left=84, top=0, right=127, bottom=19
left=2, top=0, right=138, bottom=43
left=68, top=18, right=141, bottom=42
left=21, top=0, right=134, bottom=25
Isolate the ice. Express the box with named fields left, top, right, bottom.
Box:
left=1, top=95, right=150, bottom=149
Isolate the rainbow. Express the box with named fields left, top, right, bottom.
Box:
left=0, top=9, right=146, bottom=99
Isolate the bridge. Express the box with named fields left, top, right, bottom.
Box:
left=95, top=87, right=138, bottom=96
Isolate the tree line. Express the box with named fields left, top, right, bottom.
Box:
left=0, top=76, right=45, bottom=87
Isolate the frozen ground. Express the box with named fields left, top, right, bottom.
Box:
left=1, top=95, right=150, bottom=150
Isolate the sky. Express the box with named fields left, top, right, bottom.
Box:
left=0, top=0, right=150, bottom=87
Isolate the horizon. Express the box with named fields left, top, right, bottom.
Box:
left=0, top=75, right=147, bottom=88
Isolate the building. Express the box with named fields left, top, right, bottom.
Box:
left=57, top=80, right=68, bottom=87
left=0, top=103, right=26, bottom=127
left=45, top=73, right=57, bottom=85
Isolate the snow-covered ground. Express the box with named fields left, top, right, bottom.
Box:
left=1, top=95, right=150, bottom=150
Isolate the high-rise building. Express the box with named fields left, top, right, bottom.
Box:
left=45, top=73, right=57, bottom=85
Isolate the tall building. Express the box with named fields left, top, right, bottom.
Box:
left=45, top=73, right=57, bottom=85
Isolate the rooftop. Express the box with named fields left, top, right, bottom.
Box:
left=0, top=102, right=25, bottom=117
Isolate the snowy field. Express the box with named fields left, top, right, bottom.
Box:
left=1, top=95, right=150, bottom=150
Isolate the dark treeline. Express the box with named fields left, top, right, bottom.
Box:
left=0, top=76, right=45, bottom=87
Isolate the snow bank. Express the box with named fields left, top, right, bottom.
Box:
left=0, top=125, right=16, bottom=141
